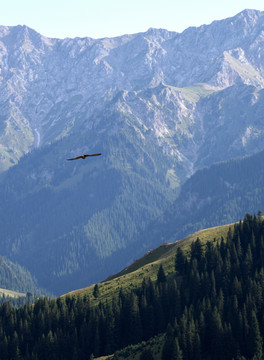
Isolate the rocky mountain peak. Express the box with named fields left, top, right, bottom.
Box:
left=0, top=9, right=263, bottom=170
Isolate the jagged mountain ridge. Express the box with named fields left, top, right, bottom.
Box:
left=1, top=9, right=264, bottom=293
left=0, top=9, right=264, bottom=172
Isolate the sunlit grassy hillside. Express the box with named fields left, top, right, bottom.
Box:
left=64, top=222, right=235, bottom=305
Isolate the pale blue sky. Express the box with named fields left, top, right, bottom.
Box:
left=1, top=0, right=264, bottom=39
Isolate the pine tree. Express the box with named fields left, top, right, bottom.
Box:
left=162, top=323, right=178, bottom=360
left=93, top=284, right=100, bottom=298
left=217, top=288, right=224, bottom=315
left=210, top=270, right=216, bottom=298
left=209, top=307, right=223, bottom=359
left=243, top=244, right=253, bottom=277
left=125, top=292, right=142, bottom=345
left=247, top=310, right=262, bottom=360
left=174, top=338, right=183, bottom=360
left=175, top=247, right=186, bottom=275
left=157, top=264, right=166, bottom=283
left=0, top=335, right=8, bottom=360
left=236, top=234, right=243, bottom=259
left=192, top=331, right=201, bottom=360
left=179, top=311, right=188, bottom=358
left=191, top=238, right=203, bottom=263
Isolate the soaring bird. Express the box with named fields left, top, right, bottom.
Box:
left=67, top=153, right=102, bottom=161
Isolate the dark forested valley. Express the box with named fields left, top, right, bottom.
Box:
left=0, top=213, right=264, bottom=360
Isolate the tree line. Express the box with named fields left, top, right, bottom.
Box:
left=0, top=213, right=264, bottom=359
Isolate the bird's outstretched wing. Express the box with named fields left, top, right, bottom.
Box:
left=67, top=155, right=83, bottom=161
left=67, top=153, right=102, bottom=161
left=84, top=153, right=102, bottom=157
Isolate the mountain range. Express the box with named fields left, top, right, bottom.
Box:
left=0, top=9, right=264, bottom=294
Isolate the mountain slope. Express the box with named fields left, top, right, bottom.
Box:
left=0, top=255, right=43, bottom=295
left=65, top=222, right=234, bottom=302
left=0, top=10, right=264, bottom=293
left=137, top=148, right=264, bottom=253
left=0, top=9, right=264, bottom=173
left=0, top=126, right=177, bottom=294
left=1, top=214, right=262, bottom=360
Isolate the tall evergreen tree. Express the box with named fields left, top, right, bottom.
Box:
left=93, top=284, right=100, bottom=298
left=157, top=264, right=166, bottom=283
left=247, top=310, right=263, bottom=360
left=175, top=247, right=186, bottom=275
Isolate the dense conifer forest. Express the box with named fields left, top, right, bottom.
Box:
left=1, top=213, right=264, bottom=359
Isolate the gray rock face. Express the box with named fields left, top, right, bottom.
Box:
left=0, top=9, right=264, bottom=174
left=1, top=9, right=264, bottom=293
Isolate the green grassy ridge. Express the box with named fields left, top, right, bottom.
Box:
left=106, top=222, right=234, bottom=280
left=63, top=222, right=234, bottom=304
left=104, top=242, right=175, bottom=281
left=90, top=223, right=234, bottom=360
